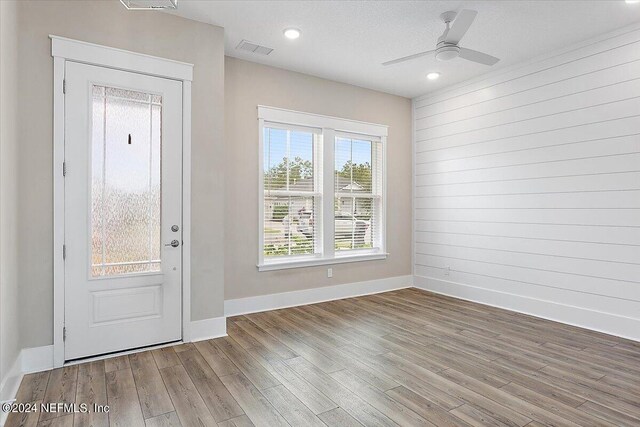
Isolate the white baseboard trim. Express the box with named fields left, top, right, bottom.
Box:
left=414, top=275, right=640, bottom=342
left=0, top=353, right=22, bottom=425
left=188, top=317, right=227, bottom=342
left=21, top=346, right=54, bottom=374
left=225, top=275, right=414, bottom=317
left=0, top=345, right=54, bottom=426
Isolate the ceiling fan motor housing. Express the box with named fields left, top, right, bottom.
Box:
left=435, top=43, right=460, bottom=61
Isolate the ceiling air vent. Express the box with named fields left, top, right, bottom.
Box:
left=236, top=40, right=274, bottom=56
left=120, top=0, right=177, bottom=10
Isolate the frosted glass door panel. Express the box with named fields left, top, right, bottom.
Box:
left=91, top=86, right=162, bottom=277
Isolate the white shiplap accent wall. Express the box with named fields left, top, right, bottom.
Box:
left=412, top=24, right=640, bottom=341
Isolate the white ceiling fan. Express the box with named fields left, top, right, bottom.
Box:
left=383, top=10, right=500, bottom=67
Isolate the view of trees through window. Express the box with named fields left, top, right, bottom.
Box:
left=264, top=156, right=313, bottom=189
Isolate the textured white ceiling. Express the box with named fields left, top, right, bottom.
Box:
left=168, top=1, right=640, bottom=98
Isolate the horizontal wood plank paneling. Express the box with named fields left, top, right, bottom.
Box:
left=415, top=208, right=640, bottom=227
left=418, top=60, right=640, bottom=127
left=415, top=219, right=640, bottom=246
left=418, top=80, right=640, bottom=138
left=413, top=24, right=640, bottom=339
left=415, top=235, right=640, bottom=265
left=416, top=135, right=639, bottom=168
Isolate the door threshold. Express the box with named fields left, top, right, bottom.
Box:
left=64, top=339, right=183, bottom=366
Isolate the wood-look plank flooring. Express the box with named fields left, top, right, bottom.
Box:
left=7, top=288, right=640, bottom=427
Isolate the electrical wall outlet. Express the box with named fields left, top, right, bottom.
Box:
left=327, top=268, right=333, bottom=278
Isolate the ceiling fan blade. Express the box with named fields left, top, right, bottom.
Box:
left=444, top=9, right=477, bottom=44
left=382, top=49, right=435, bottom=66
left=458, top=48, right=500, bottom=66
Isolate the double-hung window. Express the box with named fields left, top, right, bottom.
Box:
left=262, top=124, right=322, bottom=258
left=334, top=134, right=383, bottom=253
left=258, top=106, right=387, bottom=270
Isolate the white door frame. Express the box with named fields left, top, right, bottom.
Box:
left=51, top=35, right=193, bottom=367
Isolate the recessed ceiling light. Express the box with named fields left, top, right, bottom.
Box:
left=426, top=72, right=441, bottom=80
left=626, top=0, right=639, bottom=3
left=283, top=28, right=301, bottom=40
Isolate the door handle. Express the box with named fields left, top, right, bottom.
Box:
left=165, top=240, right=180, bottom=248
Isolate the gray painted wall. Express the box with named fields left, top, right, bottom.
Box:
left=15, top=0, right=226, bottom=349
left=224, top=57, right=412, bottom=300
left=1, top=0, right=20, bottom=388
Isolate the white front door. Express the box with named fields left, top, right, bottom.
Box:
left=64, top=62, right=183, bottom=361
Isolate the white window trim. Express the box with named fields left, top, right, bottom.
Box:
left=257, top=105, right=388, bottom=271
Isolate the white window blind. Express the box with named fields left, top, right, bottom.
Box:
left=334, top=134, right=383, bottom=252
left=263, top=123, right=322, bottom=259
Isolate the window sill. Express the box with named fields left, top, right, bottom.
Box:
left=257, top=253, right=388, bottom=272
